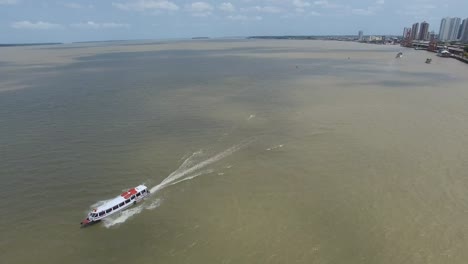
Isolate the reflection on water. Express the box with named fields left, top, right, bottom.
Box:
left=1, top=40, right=468, bottom=264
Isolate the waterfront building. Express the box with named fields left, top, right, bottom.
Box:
left=461, top=18, right=468, bottom=43
left=411, top=23, right=419, bottom=40
left=439, top=17, right=450, bottom=41
left=449, top=17, right=461, bottom=40
left=458, top=20, right=465, bottom=39
left=358, top=30, right=363, bottom=41
left=403, top=27, right=411, bottom=38
left=419, top=21, right=429, bottom=40
left=439, top=17, right=462, bottom=41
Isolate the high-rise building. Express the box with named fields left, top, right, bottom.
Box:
left=448, top=17, right=461, bottom=40
left=458, top=20, right=465, bottom=39
left=411, top=23, right=419, bottom=40
left=439, top=17, right=450, bottom=41
left=429, top=31, right=436, bottom=41
left=419, top=21, right=429, bottom=40
left=358, top=30, right=363, bottom=41
left=461, top=18, right=468, bottom=43
left=403, top=27, right=411, bottom=38
left=439, top=17, right=462, bottom=41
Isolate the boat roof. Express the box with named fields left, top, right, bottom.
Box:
left=93, top=185, right=147, bottom=212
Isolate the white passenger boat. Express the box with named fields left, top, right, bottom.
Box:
left=80, top=185, right=149, bottom=227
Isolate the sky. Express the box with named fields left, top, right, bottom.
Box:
left=1, top=0, right=467, bottom=43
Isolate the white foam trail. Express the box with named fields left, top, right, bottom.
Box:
left=101, top=141, right=251, bottom=228
left=151, top=142, right=249, bottom=193
left=146, top=198, right=162, bottom=210
left=102, top=205, right=144, bottom=228
left=266, top=144, right=284, bottom=151
left=102, top=198, right=163, bottom=227
left=247, top=114, right=256, bottom=120
left=165, top=169, right=215, bottom=187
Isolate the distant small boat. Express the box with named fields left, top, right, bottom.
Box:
left=395, top=52, right=403, bottom=58
left=425, top=58, right=432, bottom=64
left=80, top=185, right=149, bottom=227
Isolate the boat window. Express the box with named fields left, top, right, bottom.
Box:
left=131, top=195, right=135, bottom=200
left=106, top=208, right=112, bottom=213
left=136, top=192, right=141, bottom=197
left=119, top=202, right=124, bottom=207
left=112, top=205, right=119, bottom=210
left=99, top=211, right=105, bottom=216
left=125, top=199, right=130, bottom=204
left=141, top=189, right=146, bottom=193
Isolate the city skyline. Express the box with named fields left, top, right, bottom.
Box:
left=1, top=0, right=468, bottom=43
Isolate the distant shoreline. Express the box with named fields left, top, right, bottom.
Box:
left=0, top=42, right=62, bottom=47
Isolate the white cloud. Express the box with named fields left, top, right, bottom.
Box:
left=310, top=10, right=320, bottom=16
left=112, top=0, right=179, bottom=11
left=11, top=21, right=63, bottom=30
left=70, top=21, right=130, bottom=29
left=63, top=2, right=82, bottom=9
left=351, top=8, right=374, bottom=16
left=188, top=2, right=213, bottom=12
left=0, top=0, right=19, bottom=5
left=227, top=15, right=262, bottom=21
left=313, top=0, right=327, bottom=6
left=313, top=0, right=342, bottom=9
left=219, top=2, right=235, bottom=12
left=187, top=2, right=214, bottom=17
left=293, top=0, right=311, bottom=8
left=62, top=2, right=93, bottom=9
left=241, top=6, right=282, bottom=13
left=396, top=4, right=436, bottom=16
left=350, top=0, right=386, bottom=16
left=227, top=14, right=247, bottom=21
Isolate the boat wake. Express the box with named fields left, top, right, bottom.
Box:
left=100, top=141, right=250, bottom=228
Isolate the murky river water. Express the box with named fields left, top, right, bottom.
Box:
left=1, top=40, right=468, bottom=263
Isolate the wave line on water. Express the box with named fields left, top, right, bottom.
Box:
left=152, top=141, right=249, bottom=193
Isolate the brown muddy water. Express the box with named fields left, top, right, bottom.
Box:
left=1, top=39, right=468, bottom=264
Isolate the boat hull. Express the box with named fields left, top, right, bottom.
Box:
left=80, top=219, right=101, bottom=228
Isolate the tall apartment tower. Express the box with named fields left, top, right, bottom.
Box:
left=458, top=21, right=464, bottom=39
left=358, top=30, right=363, bottom=41
left=448, top=17, right=461, bottom=40
left=439, top=17, right=450, bottom=41
left=411, top=23, right=419, bottom=40
left=440, top=17, right=462, bottom=41
left=418, top=21, right=429, bottom=40
left=403, top=27, right=411, bottom=38
left=461, top=18, right=468, bottom=43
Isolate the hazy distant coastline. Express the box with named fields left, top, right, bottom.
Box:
left=0, top=42, right=62, bottom=47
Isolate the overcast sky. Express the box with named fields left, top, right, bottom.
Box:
left=1, top=0, right=467, bottom=43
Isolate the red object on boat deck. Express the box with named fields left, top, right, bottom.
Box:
left=120, top=188, right=138, bottom=199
